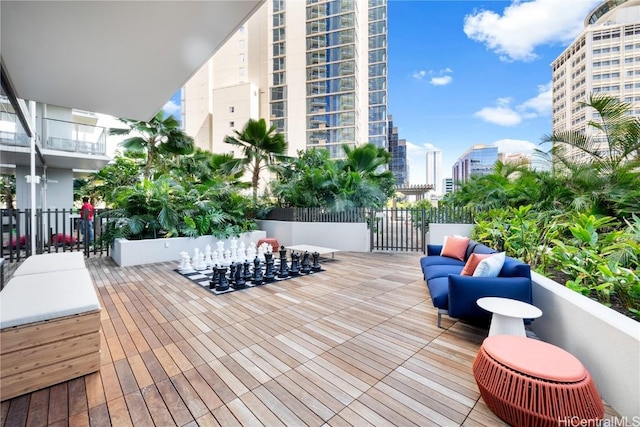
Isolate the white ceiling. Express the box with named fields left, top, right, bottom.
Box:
left=1, top=0, right=264, bottom=121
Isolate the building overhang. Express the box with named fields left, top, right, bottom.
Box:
left=0, top=0, right=264, bottom=121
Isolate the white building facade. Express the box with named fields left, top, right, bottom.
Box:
left=183, top=0, right=388, bottom=158
left=551, top=0, right=640, bottom=162
left=425, top=148, right=442, bottom=195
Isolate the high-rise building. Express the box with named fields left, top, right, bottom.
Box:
left=551, top=0, right=640, bottom=163
left=425, top=148, right=442, bottom=195
left=442, top=177, right=454, bottom=195
left=387, top=115, right=407, bottom=185
left=183, top=0, right=388, bottom=159
left=452, top=144, right=498, bottom=184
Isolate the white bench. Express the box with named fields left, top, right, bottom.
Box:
left=0, top=254, right=101, bottom=401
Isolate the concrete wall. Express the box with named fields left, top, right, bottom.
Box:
left=111, top=231, right=266, bottom=267
left=427, top=223, right=474, bottom=245
left=256, top=220, right=369, bottom=252
left=530, top=272, right=640, bottom=419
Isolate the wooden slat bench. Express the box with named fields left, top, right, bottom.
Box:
left=0, top=257, right=101, bottom=401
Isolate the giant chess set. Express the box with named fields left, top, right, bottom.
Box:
left=175, top=238, right=324, bottom=295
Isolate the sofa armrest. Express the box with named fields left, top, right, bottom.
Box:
left=427, top=245, right=443, bottom=256
left=447, top=275, right=532, bottom=321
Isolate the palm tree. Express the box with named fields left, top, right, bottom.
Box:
left=110, top=112, right=194, bottom=180
left=223, top=118, right=288, bottom=202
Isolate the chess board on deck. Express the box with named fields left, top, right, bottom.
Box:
left=174, top=261, right=324, bottom=295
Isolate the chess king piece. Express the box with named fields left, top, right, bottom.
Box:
left=233, top=262, right=246, bottom=289
left=278, top=246, right=289, bottom=278
left=311, top=251, right=322, bottom=271
left=252, top=256, right=264, bottom=285
left=215, top=265, right=229, bottom=292
left=301, top=251, right=311, bottom=274
left=264, top=252, right=276, bottom=282
left=216, top=241, right=225, bottom=261
left=290, top=251, right=301, bottom=276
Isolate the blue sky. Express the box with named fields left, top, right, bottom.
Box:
left=390, top=0, right=601, bottom=183
left=162, top=0, right=602, bottom=184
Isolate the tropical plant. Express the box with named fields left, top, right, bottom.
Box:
left=1, top=174, right=16, bottom=209
left=224, top=118, right=288, bottom=202
left=110, top=112, right=194, bottom=180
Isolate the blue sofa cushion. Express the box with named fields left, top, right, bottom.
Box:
left=423, top=264, right=464, bottom=281
left=471, top=244, right=498, bottom=256
left=500, top=256, right=532, bottom=279
left=425, top=276, right=450, bottom=309
left=420, top=255, right=466, bottom=270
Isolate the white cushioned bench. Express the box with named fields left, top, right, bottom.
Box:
left=0, top=255, right=101, bottom=401
left=11, top=252, right=86, bottom=276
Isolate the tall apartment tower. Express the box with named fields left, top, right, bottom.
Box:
left=425, top=148, right=442, bottom=195
left=551, top=0, right=640, bottom=163
left=387, top=115, right=408, bottom=185
left=183, top=0, right=388, bottom=158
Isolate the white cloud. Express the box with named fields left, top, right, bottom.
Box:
left=163, top=100, right=181, bottom=116
left=412, top=70, right=427, bottom=80
left=474, top=104, right=522, bottom=126
left=430, top=75, right=453, bottom=86
left=463, top=0, right=600, bottom=61
left=492, top=138, right=537, bottom=154
left=475, top=83, right=552, bottom=126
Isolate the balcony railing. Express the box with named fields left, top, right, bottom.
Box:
left=43, top=118, right=107, bottom=155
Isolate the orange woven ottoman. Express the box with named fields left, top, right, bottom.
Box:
left=473, top=335, right=603, bottom=427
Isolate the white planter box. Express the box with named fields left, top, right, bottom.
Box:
left=111, top=230, right=266, bottom=267
left=530, top=272, right=640, bottom=419
left=256, top=220, right=369, bottom=252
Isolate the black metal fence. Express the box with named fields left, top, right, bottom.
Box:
left=263, top=207, right=368, bottom=223
left=1, top=208, right=110, bottom=262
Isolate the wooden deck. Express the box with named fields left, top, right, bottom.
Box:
left=0, top=252, right=617, bottom=426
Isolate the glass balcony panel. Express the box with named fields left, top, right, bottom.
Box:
left=43, top=118, right=106, bottom=155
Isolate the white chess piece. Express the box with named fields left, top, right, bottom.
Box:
left=238, top=242, right=247, bottom=261
left=204, top=250, right=213, bottom=268
left=257, top=244, right=266, bottom=262
left=178, top=251, right=188, bottom=269
left=247, top=242, right=256, bottom=262
left=216, top=241, right=225, bottom=262
left=195, top=253, right=207, bottom=270
left=223, top=249, right=232, bottom=266
left=230, top=238, right=238, bottom=262
left=193, top=248, right=200, bottom=266
left=180, top=255, right=194, bottom=273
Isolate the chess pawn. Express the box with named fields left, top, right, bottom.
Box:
left=211, top=250, right=220, bottom=267
left=247, top=242, right=257, bottom=261
left=290, top=252, right=301, bottom=276
left=209, top=265, right=220, bottom=289
left=180, top=255, right=194, bottom=273
left=252, top=256, right=264, bottom=285
left=278, top=246, right=289, bottom=278
left=301, top=251, right=311, bottom=274
left=223, top=249, right=232, bottom=266
left=243, top=259, right=252, bottom=281
left=204, top=251, right=213, bottom=268
left=193, top=248, right=200, bottom=265
left=178, top=251, right=188, bottom=270
left=311, top=251, right=322, bottom=271
left=257, top=244, right=266, bottom=262
left=215, top=265, right=229, bottom=292
left=195, top=253, right=207, bottom=270
left=233, top=262, right=246, bottom=289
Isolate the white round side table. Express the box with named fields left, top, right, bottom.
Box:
left=476, top=297, right=542, bottom=337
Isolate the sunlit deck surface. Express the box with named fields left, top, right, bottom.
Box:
left=1, top=252, right=618, bottom=426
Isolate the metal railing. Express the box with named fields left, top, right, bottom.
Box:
left=1, top=208, right=109, bottom=262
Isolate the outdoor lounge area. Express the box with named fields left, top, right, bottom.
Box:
left=0, top=252, right=619, bottom=426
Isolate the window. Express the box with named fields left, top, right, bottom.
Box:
left=239, top=40, right=245, bottom=49
left=239, top=67, right=245, bottom=76
left=239, top=53, right=245, bottom=63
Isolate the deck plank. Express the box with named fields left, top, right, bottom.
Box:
left=0, top=252, right=621, bottom=426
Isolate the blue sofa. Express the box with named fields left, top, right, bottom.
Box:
left=420, top=240, right=533, bottom=327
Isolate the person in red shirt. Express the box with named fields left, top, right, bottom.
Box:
left=80, top=196, right=94, bottom=244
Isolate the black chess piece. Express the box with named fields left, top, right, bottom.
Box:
left=229, top=263, right=237, bottom=286
left=278, top=246, right=289, bottom=278
left=252, top=256, right=264, bottom=285
left=264, top=252, right=276, bottom=282
left=301, top=251, right=311, bottom=274
left=290, top=251, right=301, bottom=276
left=311, top=251, right=321, bottom=271
left=209, top=264, right=220, bottom=289
left=233, top=262, right=246, bottom=289
left=243, top=260, right=252, bottom=281
left=215, top=265, right=229, bottom=292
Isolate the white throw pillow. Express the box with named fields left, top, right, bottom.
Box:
left=472, top=252, right=506, bottom=277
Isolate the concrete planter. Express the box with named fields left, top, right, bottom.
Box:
left=111, top=230, right=266, bottom=267
left=529, top=272, right=640, bottom=419
left=256, top=220, right=369, bottom=252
